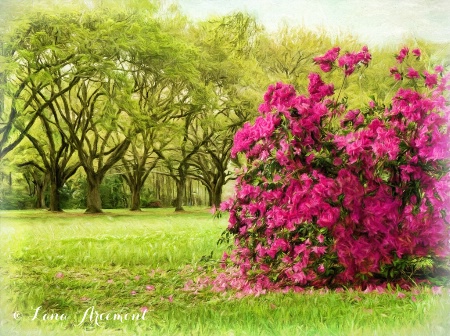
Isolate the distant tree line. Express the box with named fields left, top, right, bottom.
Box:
left=0, top=0, right=448, bottom=212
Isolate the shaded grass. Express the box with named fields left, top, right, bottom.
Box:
left=0, top=207, right=449, bottom=335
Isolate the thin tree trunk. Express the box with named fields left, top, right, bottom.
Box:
left=207, top=186, right=213, bottom=207
left=0, top=71, right=4, bottom=117
left=174, top=172, right=186, bottom=212
left=35, top=180, right=47, bottom=209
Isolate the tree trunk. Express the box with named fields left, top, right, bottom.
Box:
left=212, top=184, right=223, bottom=208
left=0, top=71, right=5, bottom=117
left=174, top=174, right=186, bottom=212
left=207, top=186, right=213, bottom=207
left=129, top=184, right=142, bottom=211
left=48, top=175, right=63, bottom=212
left=85, top=174, right=103, bottom=213
left=35, top=180, right=47, bottom=209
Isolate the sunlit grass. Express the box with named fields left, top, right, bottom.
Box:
left=0, top=208, right=449, bottom=335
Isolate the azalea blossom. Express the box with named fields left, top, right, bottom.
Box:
left=337, top=46, right=371, bottom=76
left=406, top=67, right=420, bottom=79
left=424, top=71, right=438, bottom=88
left=313, top=46, right=340, bottom=72
left=396, top=47, right=409, bottom=63
left=435, top=65, right=444, bottom=73
left=412, top=48, right=421, bottom=58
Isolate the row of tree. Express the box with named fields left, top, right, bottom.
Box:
left=0, top=0, right=448, bottom=213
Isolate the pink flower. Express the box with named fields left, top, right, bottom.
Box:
left=354, top=114, right=364, bottom=127
left=107, top=279, right=114, bottom=284
left=308, top=73, right=334, bottom=101
left=168, top=295, right=174, bottom=303
left=333, top=157, right=343, bottom=166
left=373, top=127, right=400, bottom=160
left=209, top=205, right=217, bottom=214
left=311, top=246, right=326, bottom=255
left=146, top=285, right=155, bottom=291
left=337, top=47, right=371, bottom=76
left=406, top=67, right=420, bottom=79
left=434, top=65, right=444, bottom=73
left=140, top=306, right=149, bottom=313
left=313, top=47, right=340, bottom=72
left=55, top=272, right=64, bottom=279
left=317, top=264, right=325, bottom=273
left=276, top=150, right=290, bottom=166
left=318, top=62, right=332, bottom=72
left=317, top=205, right=340, bottom=228
left=390, top=66, right=399, bottom=74
left=338, top=54, right=356, bottom=76
left=432, top=286, right=442, bottom=295
left=341, top=109, right=361, bottom=127
left=397, top=292, right=406, bottom=299
left=396, top=47, right=409, bottom=63
left=358, top=46, right=371, bottom=64
left=131, top=290, right=137, bottom=296
left=231, top=123, right=256, bottom=158
left=424, top=71, right=438, bottom=88
left=412, top=48, right=421, bottom=58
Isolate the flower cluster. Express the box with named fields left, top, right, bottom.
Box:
left=313, top=47, right=340, bottom=72
left=314, top=46, right=371, bottom=76
left=216, top=46, right=450, bottom=293
left=390, top=47, right=443, bottom=88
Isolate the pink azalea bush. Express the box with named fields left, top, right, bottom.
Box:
left=216, top=46, right=450, bottom=293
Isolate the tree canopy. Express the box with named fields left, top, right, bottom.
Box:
left=1, top=0, right=448, bottom=212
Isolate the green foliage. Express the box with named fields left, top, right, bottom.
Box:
left=0, top=190, right=34, bottom=210
left=99, top=175, right=128, bottom=209
left=59, top=174, right=129, bottom=209
left=1, top=0, right=449, bottom=215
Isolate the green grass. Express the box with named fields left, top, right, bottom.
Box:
left=0, top=207, right=449, bottom=335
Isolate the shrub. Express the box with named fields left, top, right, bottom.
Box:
left=216, top=46, right=450, bottom=293
left=145, top=200, right=163, bottom=208
left=0, top=191, right=34, bottom=210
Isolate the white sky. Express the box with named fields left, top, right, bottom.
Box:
left=176, top=0, right=450, bottom=46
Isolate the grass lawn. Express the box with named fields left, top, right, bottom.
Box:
left=0, top=207, right=449, bottom=335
